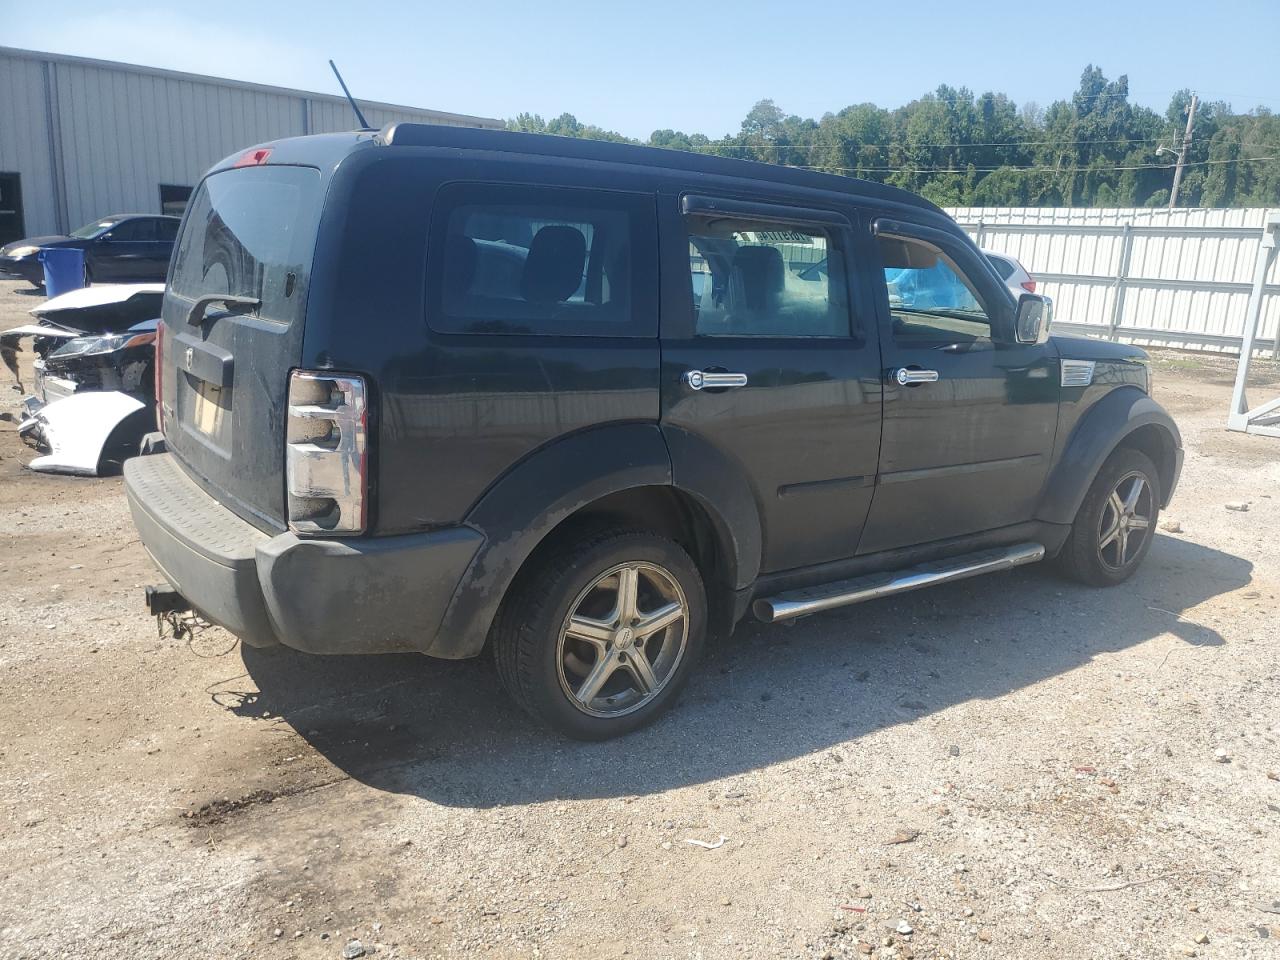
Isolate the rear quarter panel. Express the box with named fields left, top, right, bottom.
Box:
left=305, top=150, right=663, bottom=535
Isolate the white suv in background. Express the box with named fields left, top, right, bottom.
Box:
left=983, top=249, right=1038, bottom=300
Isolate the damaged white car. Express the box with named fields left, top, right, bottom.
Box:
left=4, top=283, right=161, bottom=476
left=19, top=391, right=152, bottom=476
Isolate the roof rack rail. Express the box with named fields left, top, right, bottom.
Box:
left=376, top=122, right=936, bottom=213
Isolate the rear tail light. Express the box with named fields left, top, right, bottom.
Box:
left=1018, top=261, right=1036, bottom=293
left=154, top=320, right=165, bottom=433
left=286, top=370, right=368, bottom=535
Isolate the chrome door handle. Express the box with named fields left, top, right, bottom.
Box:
left=684, top=370, right=748, bottom=390
left=893, top=367, right=940, bottom=385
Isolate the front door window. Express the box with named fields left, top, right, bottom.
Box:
left=878, top=234, right=993, bottom=344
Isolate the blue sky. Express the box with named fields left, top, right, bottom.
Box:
left=7, top=1, right=1278, bottom=138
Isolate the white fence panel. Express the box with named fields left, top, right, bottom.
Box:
left=947, top=206, right=1280, bottom=356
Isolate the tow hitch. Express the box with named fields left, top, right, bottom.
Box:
left=145, top=584, right=189, bottom=616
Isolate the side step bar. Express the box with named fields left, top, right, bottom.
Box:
left=753, top=542, right=1046, bottom=623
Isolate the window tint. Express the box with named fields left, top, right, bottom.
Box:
left=878, top=235, right=992, bottom=343
left=986, top=253, right=1015, bottom=280
left=109, top=218, right=154, bottom=242
left=170, top=166, right=323, bottom=325
left=71, top=218, right=119, bottom=239
left=156, top=218, right=180, bottom=242
left=432, top=185, right=652, bottom=337
left=687, top=217, right=849, bottom=337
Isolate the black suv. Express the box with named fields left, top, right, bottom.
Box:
left=124, top=126, right=1182, bottom=739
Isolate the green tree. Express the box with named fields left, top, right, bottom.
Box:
left=506, top=68, right=1280, bottom=207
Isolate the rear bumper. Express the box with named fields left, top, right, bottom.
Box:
left=123, top=452, right=484, bottom=654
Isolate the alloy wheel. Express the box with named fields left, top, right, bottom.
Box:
left=556, top=561, right=689, bottom=718
left=1097, top=471, right=1153, bottom=570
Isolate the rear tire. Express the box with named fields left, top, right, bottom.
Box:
left=1055, top=447, right=1161, bottom=587
left=493, top=528, right=707, bottom=740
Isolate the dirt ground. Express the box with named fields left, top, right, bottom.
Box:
left=1, top=277, right=1278, bottom=960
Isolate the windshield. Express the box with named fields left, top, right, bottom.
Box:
left=70, top=219, right=120, bottom=239
left=170, top=166, right=323, bottom=325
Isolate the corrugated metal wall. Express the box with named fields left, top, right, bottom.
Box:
left=0, top=54, right=58, bottom=236
left=0, top=46, right=502, bottom=237
left=947, top=206, right=1280, bottom=355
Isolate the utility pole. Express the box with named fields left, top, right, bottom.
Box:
left=1169, top=92, right=1198, bottom=208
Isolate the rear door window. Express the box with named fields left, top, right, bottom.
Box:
left=428, top=183, right=656, bottom=337
left=686, top=217, right=850, bottom=338
left=111, top=218, right=154, bottom=242
left=170, top=165, right=323, bottom=325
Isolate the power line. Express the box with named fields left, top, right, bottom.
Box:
left=677, top=135, right=1276, bottom=153
left=872, top=87, right=1280, bottom=108
left=780, top=155, right=1278, bottom=176
left=888, top=89, right=1158, bottom=107
left=687, top=138, right=1161, bottom=152
left=1189, top=88, right=1280, bottom=104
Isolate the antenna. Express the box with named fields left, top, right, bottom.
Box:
left=329, top=59, right=370, bottom=130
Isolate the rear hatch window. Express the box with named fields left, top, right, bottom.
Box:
left=170, top=165, right=321, bottom=324
left=161, top=165, right=323, bottom=528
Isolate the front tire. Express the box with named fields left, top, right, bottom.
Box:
left=1056, top=447, right=1161, bottom=587
left=494, top=528, right=707, bottom=740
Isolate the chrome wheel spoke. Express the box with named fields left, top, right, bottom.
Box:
left=1117, top=527, right=1130, bottom=563
left=1122, top=476, right=1145, bottom=514
left=566, top=614, right=614, bottom=649
left=1128, top=515, right=1150, bottom=530
left=615, top=566, right=640, bottom=623
left=1108, top=491, right=1125, bottom=519
left=634, top=601, right=683, bottom=639
left=1100, top=518, right=1121, bottom=550
left=575, top=651, right=620, bottom=705
left=624, top=651, right=658, bottom=694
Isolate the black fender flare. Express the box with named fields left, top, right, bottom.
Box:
left=1036, top=387, right=1183, bottom=526
left=661, top=424, right=763, bottom=592
left=429, top=423, right=672, bottom=659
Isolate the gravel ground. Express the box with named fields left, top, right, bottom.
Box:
left=1, top=278, right=1278, bottom=960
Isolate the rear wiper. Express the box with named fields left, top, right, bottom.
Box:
left=185, top=294, right=261, bottom=326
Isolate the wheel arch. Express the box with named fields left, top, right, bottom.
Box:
left=428, top=423, right=757, bottom=659
left=1037, top=386, right=1183, bottom=527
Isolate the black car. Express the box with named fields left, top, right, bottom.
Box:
left=0, top=214, right=180, bottom=286
left=123, top=126, right=1182, bottom=740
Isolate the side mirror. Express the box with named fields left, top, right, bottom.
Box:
left=1014, top=293, right=1051, bottom=344
left=99, top=233, right=113, bottom=242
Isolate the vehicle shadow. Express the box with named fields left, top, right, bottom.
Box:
left=236, top=534, right=1248, bottom=808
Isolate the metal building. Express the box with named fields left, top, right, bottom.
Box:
left=0, top=45, right=503, bottom=243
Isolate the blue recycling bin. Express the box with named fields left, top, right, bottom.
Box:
left=38, top=247, right=86, bottom=297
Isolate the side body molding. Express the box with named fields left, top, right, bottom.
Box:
left=429, top=423, right=672, bottom=659
left=1036, top=386, right=1183, bottom=526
